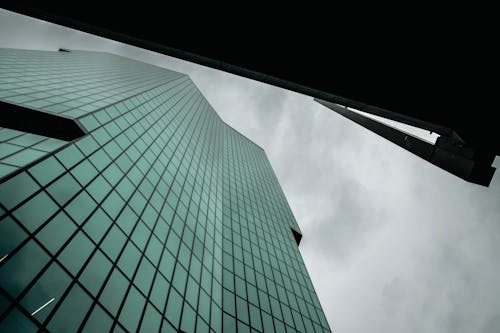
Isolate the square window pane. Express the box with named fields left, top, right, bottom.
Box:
left=82, top=304, right=112, bottom=333
left=145, top=236, right=162, bottom=266
left=86, top=175, right=111, bottom=204
left=79, top=250, right=112, bottom=296
left=0, top=308, right=38, bottom=333
left=0, top=172, right=39, bottom=210
left=13, top=190, right=58, bottom=232
left=150, top=274, right=169, bottom=311
left=99, top=269, right=129, bottom=316
left=21, top=262, right=71, bottom=322
left=101, top=225, right=126, bottom=262
left=118, top=242, right=141, bottom=279
left=118, top=286, right=145, bottom=333
left=134, top=258, right=155, bottom=295
left=131, top=222, right=150, bottom=251
left=58, top=232, right=94, bottom=276
left=165, top=287, right=182, bottom=328
left=47, top=173, right=80, bottom=206
left=65, top=190, right=96, bottom=225
left=139, top=304, right=161, bottom=333
left=101, top=190, right=124, bottom=220
left=83, top=208, right=111, bottom=244
left=70, top=160, right=98, bottom=186
left=0, top=240, right=50, bottom=297
left=0, top=216, right=27, bottom=257
left=180, top=303, right=196, bottom=333
left=47, top=284, right=92, bottom=333
left=55, top=145, right=84, bottom=169
left=28, top=156, right=65, bottom=186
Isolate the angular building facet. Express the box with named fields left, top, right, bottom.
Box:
left=0, top=49, right=331, bottom=332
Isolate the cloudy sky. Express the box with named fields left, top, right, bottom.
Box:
left=2, top=8, right=500, bottom=333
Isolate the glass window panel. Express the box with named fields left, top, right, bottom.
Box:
left=172, top=264, right=187, bottom=294
left=118, top=286, right=145, bottom=333
left=161, top=319, right=177, bottom=333
left=150, top=274, right=169, bottom=311
left=185, top=276, right=199, bottom=308
left=55, top=145, right=84, bottom=169
left=270, top=297, right=283, bottom=321
left=0, top=292, right=10, bottom=317
left=177, top=243, right=190, bottom=269
left=196, top=316, right=209, bottom=333
left=223, top=288, right=235, bottom=316
left=31, top=138, right=64, bottom=153
left=235, top=276, right=247, bottom=299
left=28, top=156, right=65, bottom=186
left=0, top=308, right=38, bottom=333
left=101, top=225, right=126, bottom=262
left=139, top=304, right=161, bottom=333
left=89, top=149, right=111, bottom=171
left=165, top=230, right=180, bottom=256
left=47, top=173, right=80, bottom=206
left=237, top=296, right=250, bottom=324
left=145, top=235, right=162, bottom=266
left=134, top=258, right=155, bottom=295
left=47, top=284, right=92, bottom=333
left=65, top=190, right=96, bottom=225
left=189, top=255, right=202, bottom=281
left=118, top=242, right=141, bottom=279
left=142, top=204, right=158, bottom=230
left=36, top=211, right=76, bottom=255
left=83, top=208, right=111, bottom=243
left=0, top=172, right=39, bottom=210
left=238, top=321, right=251, bottom=333
left=2, top=148, right=45, bottom=167
left=180, top=303, right=196, bottom=333
left=101, top=190, right=124, bottom=220
left=129, top=191, right=147, bottom=215
left=159, top=248, right=176, bottom=281
left=165, top=287, right=182, bottom=328
left=82, top=304, right=113, bottom=333
left=70, top=160, right=97, bottom=186
left=210, top=301, right=222, bottom=332
left=0, top=163, right=17, bottom=178
left=249, top=304, right=262, bottom=331
left=223, top=312, right=236, bottom=333
left=131, top=222, right=150, bottom=251
left=58, top=232, right=94, bottom=275
left=262, top=311, right=275, bottom=333
left=115, top=177, right=135, bottom=202
left=20, top=262, right=71, bottom=322
left=198, top=288, right=211, bottom=322
left=0, top=240, right=50, bottom=297
left=0, top=216, right=27, bottom=257
left=79, top=249, right=112, bottom=296
left=99, top=269, right=129, bottom=316
left=76, top=136, right=99, bottom=156
left=79, top=115, right=100, bottom=132
left=292, top=310, right=305, bottom=332
left=274, top=319, right=286, bottom=333
left=86, top=175, right=111, bottom=204
left=12, top=190, right=58, bottom=232
left=116, top=206, right=138, bottom=235
left=102, top=163, right=123, bottom=186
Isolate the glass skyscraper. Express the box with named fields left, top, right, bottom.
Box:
left=0, top=49, right=331, bottom=332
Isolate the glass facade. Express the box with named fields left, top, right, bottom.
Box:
left=0, top=48, right=331, bottom=332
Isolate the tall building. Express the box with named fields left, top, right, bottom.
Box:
left=0, top=49, right=331, bottom=332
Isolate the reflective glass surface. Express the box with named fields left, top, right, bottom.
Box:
left=0, top=49, right=330, bottom=332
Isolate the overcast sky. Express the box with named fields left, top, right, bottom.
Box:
left=1, top=8, right=500, bottom=333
